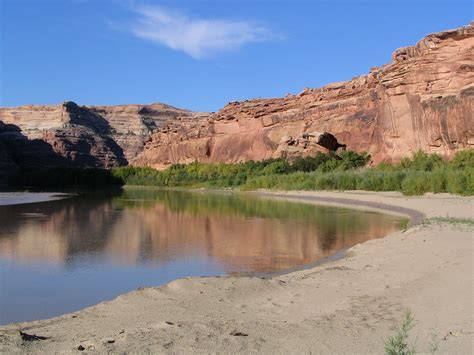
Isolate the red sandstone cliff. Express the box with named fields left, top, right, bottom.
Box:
left=0, top=23, right=473, bottom=177
left=134, top=23, right=474, bottom=168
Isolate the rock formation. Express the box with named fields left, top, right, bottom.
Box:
left=0, top=23, right=473, bottom=178
left=0, top=121, right=68, bottom=185
left=134, top=23, right=473, bottom=168
left=0, top=102, right=206, bottom=171
left=289, top=132, right=347, bottom=153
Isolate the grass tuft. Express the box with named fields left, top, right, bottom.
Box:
left=384, top=309, right=416, bottom=355
left=423, top=217, right=474, bottom=226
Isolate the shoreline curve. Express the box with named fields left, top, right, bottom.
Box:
left=0, top=190, right=472, bottom=353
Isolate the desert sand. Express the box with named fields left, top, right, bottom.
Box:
left=0, top=191, right=472, bottom=353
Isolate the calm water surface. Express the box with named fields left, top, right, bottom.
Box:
left=0, top=189, right=404, bottom=324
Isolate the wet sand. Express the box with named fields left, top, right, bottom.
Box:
left=0, top=191, right=472, bottom=353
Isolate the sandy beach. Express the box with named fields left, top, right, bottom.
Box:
left=0, top=191, right=472, bottom=353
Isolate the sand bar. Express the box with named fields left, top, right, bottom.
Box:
left=0, top=192, right=73, bottom=206
left=0, top=191, right=472, bottom=353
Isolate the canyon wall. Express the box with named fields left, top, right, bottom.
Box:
left=135, top=23, right=474, bottom=168
left=0, top=121, right=68, bottom=184
left=0, top=102, right=206, bottom=175
left=0, top=23, right=473, bottom=179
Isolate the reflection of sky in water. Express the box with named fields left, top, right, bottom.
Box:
left=0, top=189, right=404, bottom=324
left=0, top=257, right=223, bottom=325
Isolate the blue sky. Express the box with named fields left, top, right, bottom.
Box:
left=1, top=0, right=472, bottom=112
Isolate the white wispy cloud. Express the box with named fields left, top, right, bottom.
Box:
left=129, top=5, right=275, bottom=59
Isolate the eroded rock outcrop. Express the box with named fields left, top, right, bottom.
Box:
left=134, top=23, right=474, bottom=168
left=0, top=102, right=206, bottom=169
left=0, top=121, right=71, bottom=185
left=0, top=23, right=472, bottom=177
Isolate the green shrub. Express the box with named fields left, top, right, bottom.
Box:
left=398, top=151, right=444, bottom=171
left=318, top=158, right=342, bottom=173
left=401, top=171, right=432, bottom=195
left=314, top=172, right=338, bottom=190
left=446, top=168, right=473, bottom=195
left=291, top=152, right=329, bottom=172
left=376, top=161, right=398, bottom=172
left=331, top=171, right=358, bottom=190
left=356, top=170, right=389, bottom=191
left=449, top=149, right=474, bottom=170
left=261, top=159, right=291, bottom=175
left=382, top=170, right=406, bottom=191
left=338, top=150, right=371, bottom=169
left=107, top=149, right=473, bottom=197
left=429, top=168, right=447, bottom=193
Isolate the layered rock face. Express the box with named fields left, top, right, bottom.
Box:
left=0, top=102, right=205, bottom=170
left=0, top=121, right=68, bottom=185
left=0, top=23, right=473, bottom=177
left=134, top=23, right=474, bottom=168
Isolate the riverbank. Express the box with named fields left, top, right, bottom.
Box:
left=0, top=192, right=72, bottom=206
left=0, top=191, right=472, bottom=353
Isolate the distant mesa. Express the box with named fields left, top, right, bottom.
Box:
left=0, top=22, right=473, bottom=181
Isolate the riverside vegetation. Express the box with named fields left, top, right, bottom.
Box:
left=11, top=149, right=473, bottom=195
left=111, top=149, right=473, bottom=196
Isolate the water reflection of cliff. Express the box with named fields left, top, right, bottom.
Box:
left=0, top=190, right=403, bottom=272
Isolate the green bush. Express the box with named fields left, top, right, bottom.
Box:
left=261, top=159, right=291, bottom=175
left=449, top=149, right=474, bottom=170
left=401, top=171, right=432, bottom=195
left=356, top=170, right=388, bottom=191
left=318, top=158, right=342, bottom=173
left=11, top=149, right=472, bottom=195
left=398, top=151, right=444, bottom=171
left=381, top=171, right=406, bottom=191
left=330, top=171, right=358, bottom=190
left=290, top=152, right=329, bottom=172
left=429, top=168, right=447, bottom=193
left=111, top=151, right=370, bottom=189
left=446, top=168, right=473, bottom=195
left=338, top=150, right=371, bottom=170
